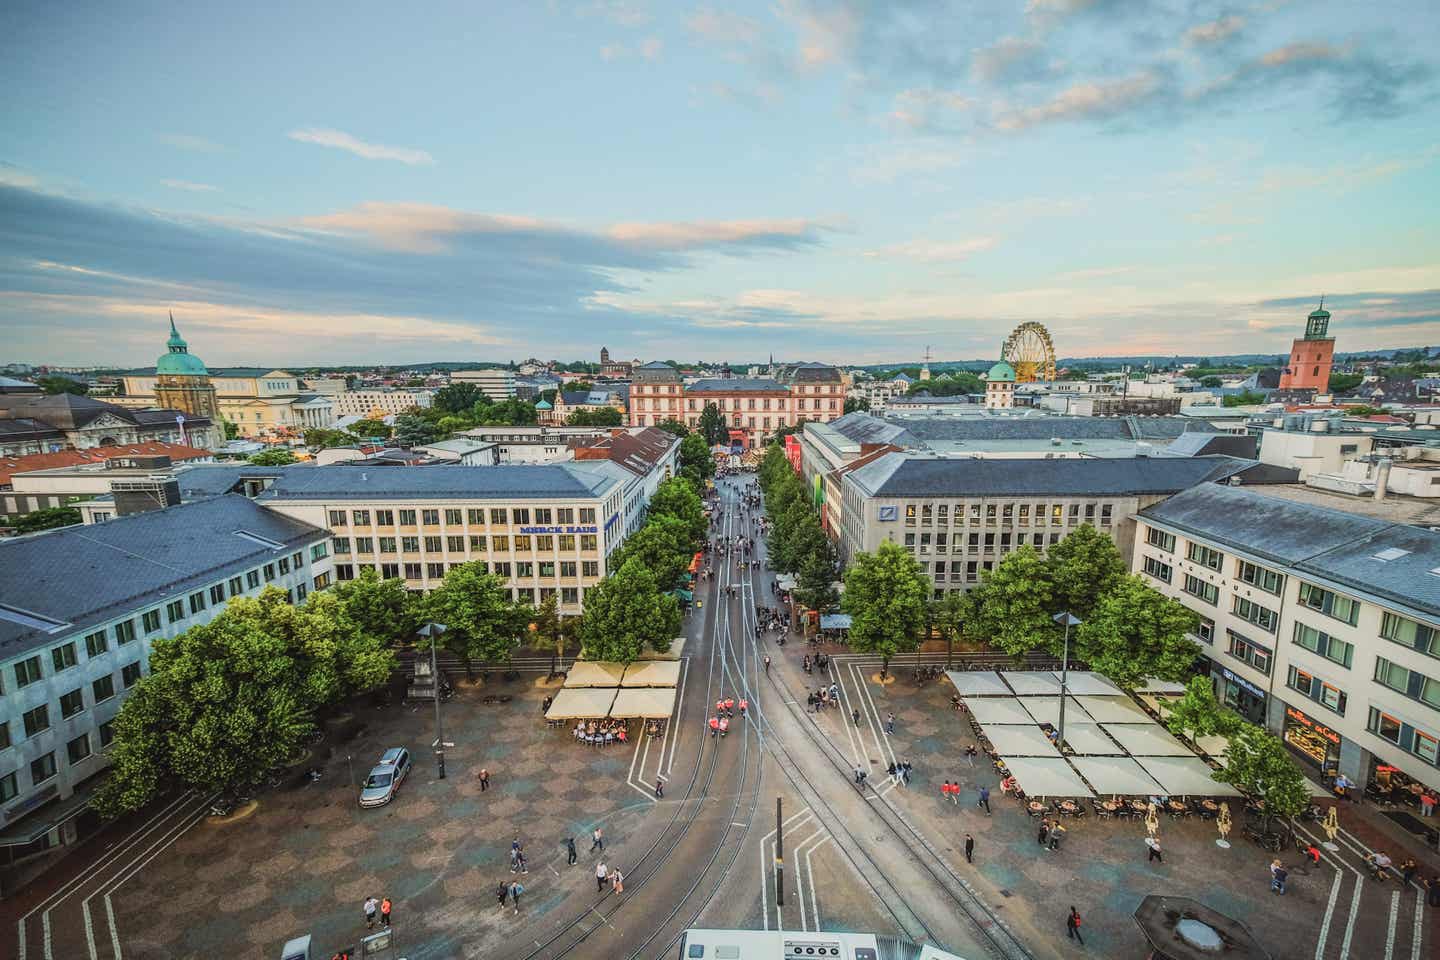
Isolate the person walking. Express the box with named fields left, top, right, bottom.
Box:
left=509, top=880, right=524, bottom=914
left=739, top=698, right=748, bottom=718
left=1066, top=906, right=1084, bottom=944
left=950, top=781, right=961, bottom=805
left=596, top=861, right=609, bottom=892
left=852, top=708, right=861, bottom=727
left=978, top=786, right=991, bottom=815
left=941, top=780, right=952, bottom=802
left=566, top=836, right=578, bottom=865
left=497, top=881, right=510, bottom=911
left=1038, top=819, right=1050, bottom=848
left=655, top=777, right=664, bottom=799
left=965, top=744, right=977, bottom=767
left=1145, top=836, right=1163, bottom=863
left=363, top=896, right=379, bottom=929
left=886, top=713, right=896, bottom=735
left=857, top=766, right=865, bottom=785
left=964, top=833, right=975, bottom=864
left=380, top=897, right=392, bottom=928
left=1049, top=823, right=1066, bottom=851
left=478, top=768, right=490, bottom=792
left=764, top=656, right=771, bottom=675
left=611, top=869, right=625, bottom=895
left=591, top=827, right=604, bottom=852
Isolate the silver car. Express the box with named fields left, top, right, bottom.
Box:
left=359, top=747, right=411, bottom=807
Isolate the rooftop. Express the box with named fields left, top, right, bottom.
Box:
left=0, top=495, right=327, bottom=655
left=846, top=453, right=1253, bottom=499
left=256, top=463, right=624, bottom=501
left=1241, top=482, right=1440, bottom=528
left=686, top=378, right=789, bottom=393
left=1, top=443, right=214, bottom=486
left=825, top=411, right=1217, bottom=449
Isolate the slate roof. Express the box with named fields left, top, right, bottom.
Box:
left=0, top=418, right=62, bottom=441
left=686, top=378, right=789, bottom=393
left=560, top=390, right=620, bottom=406
left=1138, top=483, right=1440, bottom=618
left=257, top=464, right=623, bottom=501
left=0, top=443, right=213, bottom=486
left=826, top=412, right=1217, bottom=449
left=0, top=495, right=327, bottom=656
left=585, top=427, right=678, bottom=478
left=846, top=453, right=1252, bottom=499
left=1162, top=432, right=1258, bottom=459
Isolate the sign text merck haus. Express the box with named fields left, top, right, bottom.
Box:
left=520, top=525, right=599, bottom=535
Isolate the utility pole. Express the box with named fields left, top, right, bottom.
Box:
left=1052, top=612, right=1081, bottom=748
left=775, top=796, right=784, bottom=907
left=418, top=622, right=448, bottom=779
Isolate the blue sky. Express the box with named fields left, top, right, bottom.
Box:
left=2, top=0, right=1438, bottom=367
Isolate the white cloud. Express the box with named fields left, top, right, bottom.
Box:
left=994, top=71, right=1162, bottom=131
left=160, top=179, right=220, bottom=193
left=1258, top=42, right=1341, bottom=67
left=287, top=128, right=434, bottom=166
left=158, top=133, right=225, bottom=153
left=0, top=167, right=40, bottom=189
left=848, top=145, right=967, bottom=185
left=863, top=237, right=997, bottom=263
left=1184, top=15, right=1245, bottom=45
left=890, top=89, right=974, bottom=130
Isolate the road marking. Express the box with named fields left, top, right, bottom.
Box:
left=104, top=897, right=121, bottom=960
left=790, top=827, right=824, bottom=932
left=1385, top=890, right=1399, bottom=960
left=806, top=835, right=831, bottom=932
left=1315, top=869, right=1343, bottom=960
left=1412, top=888, right=1423, bottom=960
left=663, top=658, right=690, bottom=775
left=1339, top=875, right=1363, bottom=959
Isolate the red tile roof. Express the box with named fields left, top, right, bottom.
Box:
left=0, top=443, right=213, bottom=486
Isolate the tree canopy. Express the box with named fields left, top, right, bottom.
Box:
left=1165, top=675, right=1242, bottom=741
left=394, top=413, right=439, bottom=447
left=843, top=396, right=870, bottom=414
left=304, top=427, right=359, bottom=449
left=350, top=418, right=392, bottom=439
left=38, top=374, right=88, bottom=395
left=11, top=506, right=82, bottom=533
left=841, top=540, right=928, bottom=673
left=421, top=563, right=530, bottom=672
left=963, top=546, right=1058, bottom=658
left=248, top=448, right=298, bottom=466
left=329, top=568, right=421, bottom=645
left=433, top=382, right=485, bottom=413
left=648, top=476, right=707, bottom=543
left=1215, top=724, right=1311, bottom=827
left=696, top=403, right=727, bottom=445
left=607, top=513, right=695, bottom=592
left=1045, top=524, right=1127, bottom=620
left=1072, top=574, right=1199, bottom=690
left=567, top=407, right=624, bottom=426
left=678, top=432, right=716, bottom=490
left=655, top=418, right=690, bottom=438
left=580, top=558, right=680, bottom=662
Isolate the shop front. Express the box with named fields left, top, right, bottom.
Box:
left=1220, top=667, right=1267, bottom=725
left=1283, top=705, right=1341, bottom=776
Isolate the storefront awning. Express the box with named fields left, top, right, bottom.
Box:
left=1134, top=756, right=1241, bottom=797
left=966, top=697, right=1033, bottom=725
left=1002, top=671, right=1061, bottom=695
left=1020, top=697, right=1092, bottom=728
left=819, top=614, right=851, bottom=630
left=981, top=724, right=1060, bottom=757
left=1102, top=723, right=1194, bottom=757
left=1073, top=695, right=1150, bottom=723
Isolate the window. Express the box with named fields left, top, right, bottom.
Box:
left=333, top=537, right=352, bottom=555
left=351, top=510, right=370, bottom=525
left=52, top=642, right=77, bottom=672
left=379, top=537, right=397, bottom=553
left=189, top=591, right=206, bottom=614
left=1142, top=556, right=1172, bottom=583
left=1068, top=504, right=1080, bottom=523
left=1369, top=707, right=1403, bottom=744
left=93, top=674, right=115, bottom=703
left=562, top=587, right=579, bottom=604
left=921, top=504, right=933, bottom=525
left=582, top=561, right=599, bottom=577
left=445, top=509, right=463, bottom=525
left=310, top=542, right=328, bottom=563
left=30, top=752, right=57, bottom=786
left=560, top=561, right=577, bottom=577
left=375, top=510, right=394, bottom=526
left=278, top=557, right=290, bottom=574
left=122, top=661, right=142, bottom=687
left=557, top=508, right=574, bottom=524
left=1084, top=503, right=1095, bottom=521
left=558, top=534, right=576, bottom=550
left=536, top=535, right=554, bottom=551
left=0, top=722, right=8, bottom=751
left=114, top=619, right=137, bottom=646
left=1374, top=657, right=1440, bottom=710
left=400, top=509, right=418, bottom=525
left=1298, top=582, right=1360, bottom=626
left=1292, top=622, right=1354, bottom=668
left=1415, top=730, right=1440, bottom=766
left=229, top=576, right=244, bottom=596
left=1287, top=667, right=1346, bottom=715
left=986, top=504, right=997, bottom=522
left=60, top=688, right=84, bottom=718
left=426, top=562, right=446, bottom=579
left=492, top=535, right=510, bottom=551
left=67, top=733, right=92, bottom=765
left=580, top=508, right=596, bottom=524
left=328, top=510, right=346, bottom=526
left=424, top=536, right=442, bottom=552
left=539, top=561, right=556, bottom=578
left=1382, top=612, right=1440, bottom=660
left=1182, top=575, right=1219, bottom=605
left=246, top=570, right=261, bottom=589
left=1187, top=543, right=1224, bottom=571
left=905, top=504, right=917, bottom=526
left=355, top=537, right=374, bottom=554
left=1233, top=597, right=1279, bottom=634
left=1237, top=560, right=1283, bottom=595
left=512, top=508, right=531, bottom=525
left=210, top=584, right=226, bottom=605
left=403, top=563, right=422, bottom=579
left=334, top=563, right=354, bottom=581
left=142, top=609, right=161, bottom=633
left=98, top=719, right=116, bottom=748
left=1195, top=616, right=1214, bottom=644
left=23, top=705, right=50, bottom=738
left=1226, top=631, right=1271, bottom=675
left=0, top=770, right=16, bottom=802
left=447, top=535, right=464, bottom=552
left=534, top=508, right=552, bottom=525
left=1140, top=529, right=1175, bottom=552
left=493, top=562, right=512, bottom=577
left=490, top=508, right=507, bottom=525
left=581, top=535, right=598, bottom=551
left=516, top=562, right=534, bottom=578
left=402, top=536, right=420, bottom=552
left=85, top=631, right=108, bottom=658
left=904, top=532, right=916, bottom=548
left=515, top=535, right=533, bottom=552
left=1100, top=504, right=1113, bottom=525
left=468, top=535, right=487, bottom=551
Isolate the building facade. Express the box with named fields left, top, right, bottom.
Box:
left=628, top=361, right=845, bottom=448
left=984, top=361, right=1017, bottom=410
left=0, top=497, right=331, bottom=872
left=334, top=389, right=433, bottom=418
left=0, top=395, right=224, bottom=456
left=151, top=316, right=220, bottom=421
left=1278, top=303, right=1337, bottom=395
left=1134, top=483, right=1440, bottom=793
left=122, top=368, right=335, bottom=437
left=451, top=369, right=516, bottom=401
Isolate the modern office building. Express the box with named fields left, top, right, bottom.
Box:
left=838, top=454, right=1266, bottom=596
left=334, top=389, right=433, bottom=418
left=450, top=369, right=516, bottom=401
left=0, top=497, right=332, bottom=875
left=1133, top=482, right=1440, bottom=793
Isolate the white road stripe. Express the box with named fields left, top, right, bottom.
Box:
left=1385, top=890, right=1399, bottom=960
left=1315, top=869, right=1343, bottom=960
left=1411, top=888, right=1424, bottom=960
left=791, top=828, right=824, bottom=932
left=1339, top=875, right=1364, bottom=959
left=805, top=835, right=831, bottom=932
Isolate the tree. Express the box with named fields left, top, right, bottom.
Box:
left=965, top=547, right=1057, bottom=658
left=330, top=568, right=421, bottom=645
left=580, top=559, right=681, bottom=663
left=1223, top=389, right=1268, bottom=407
left=12, top=506, right=82, bottom=533
left=220, top=418, right=240, bottom=440
left=394, top=413, right=438, bottom=448
left=304, top=428, right=359, bottom=449
left=841, top=541, right=928, bottom=677
left=697, top=403, right=726, bottom=445
left=567, top=380, right=595, bottom=393
left=94, top=587, right=394, bottom=814
left=648, top=477, right=707, bottom=543
left=1200, top=376, right=1223, bottom=388
left=567, top=407, right=623, bottom=427
left=1165, top=676, right=1242, bottom=741
left=422, top=563, right=529, bottom=677
left=607, top=514, right=695, bottom=591
left=1215, top=724, right=1311, bottom=830
left=248, top=448, right=298, bottom=466
left=678, top=432, right=716, bottom=490
left=793, top=532, right=838, bottom=613
left=929, top=590, right=971, bottom=668
left=1328, top=372, right=1364, bottom=392
left=1072, top=575, right=1199, bottom=690
left=533, top=592, right=582, bottom=678
left=38, top=374, right=87, bottom=395
left=843, top=396, right=870, bottom=414
left=655, top=419, right=690, bottom=438
left=1044, top=525, right=1126, bottom=620
left=433, top=382, right=484, bottom=413
left=350, top=418, right=392, bottom=439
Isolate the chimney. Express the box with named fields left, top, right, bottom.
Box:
left=1374, top=457, right=1393, bottom=501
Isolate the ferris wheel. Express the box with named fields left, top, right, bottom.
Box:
left=1002, top=322, right=1057, bottom=382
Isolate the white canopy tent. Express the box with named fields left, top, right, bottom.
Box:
left=635, top=638, right=686, bottom=661
left=1054, top=672, right=1125, bottom=696
left=966, top=697, right=1034, bottom=725
left=1002, top=756, right=1094, bottom=798
left=1021, top=697, right=1092, bottom=728
left=1193, top=734, right=1231, bottom=759
left=610, top=687, right=678, bottom=719
left=620, top=660, right=681, bottom=687
left=1136, top=756, right=1242, bottom=797
left=1137, top=693, right=1182, bottom=718
left=1102, top=723, right=1193, bottom=757
left=545, top=687, right=618, bottom=720
left=1057, top=722, right=1123, bottom=756
left=946, top=671, right=1009, bottom=697
left=1071, top=756, right=1164, bottom=796
left=980, top=724, right=1060, bottom=757
left=1001, top=671, right=1061, bottom=695
left=564, top=661, right=628, bottom=688
left=1074, top=695, right=1151, bottom=723
left=1133, top=678, right=1188, bottom=694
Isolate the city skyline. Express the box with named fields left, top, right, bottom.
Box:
left=3, top=1, right=1438, bottom=366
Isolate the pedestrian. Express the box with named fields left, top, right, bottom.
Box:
left=950, top=781, right=961, bottom=805
left=591, top=827, right=604, bottom=852
left=596, top=860, right=609, bottom=892
left=852, top=708, right=861, bottom=727
left=1426, top=874, right=1440, bottom=907
left=510, top=880, right=523, bottom=914
left=965, top=744, right=977, bottom=767
left=1422, top=790, right=1436, bottom=818
left=655, top=777, right=664, bottom=799
left=941, top=780, right=951, bottom=802
left=611, top=869, right=624, bottom=895
left=363, top=896, right=378, bottom=929
left=1271, top=861, right=1288, bottom=895
left=477, top=767, right=491, bottom=792
left=518, top=850, right=528, bottom=874
left=1145, top=836, right=1163, bottom=863
left=497, top=881, right=510, bottom=910
left=886, top=713, right=896, bottom=735
left=978, top=786, right=991, bottom=815
left=1400, top=857, right=1418, bottom=887
left=857, top=766, right=865, bottom=785
left=380, top=897, right=392, bottom=928
left=1038, top=819, right=1050, bottom=848
left=1049, top=823, right=1065, bottom=851
left=964, top=833, right=975, bottom=864
left=764, top=656, right=771, bottom=674
left=739, top=697, right=748, bottom=718
left=1066, top=906, right=1084, bottom=944
left=709, top=716, right=720, bottom=737
left=566, top=836, right=578, bottom=865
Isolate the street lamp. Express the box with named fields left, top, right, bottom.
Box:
left=1052, top=612, right=1082, bottom=749
left=417, top=622, right=448, bottom=779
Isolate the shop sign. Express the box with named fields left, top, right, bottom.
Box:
left=1286, top=706, right=1340, bottom=745
left=3, top=783, right=58, bottom=823
left=519, top=525, right=597, bottom=535
left=877, top=506, right=898, bottom=522
left=1221, top=667, right=1265, bottom=698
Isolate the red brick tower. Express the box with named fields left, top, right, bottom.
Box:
left=1278, top=300, right=1335, bottom=393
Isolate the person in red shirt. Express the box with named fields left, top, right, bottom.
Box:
left=724, top=698, right=735, bottom=717
left=708, top=717, right=719, bottom=738
left=738, top=698, right=748, bottom=718
left=719, top=717, right=729, bottom=737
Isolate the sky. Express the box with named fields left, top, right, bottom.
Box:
left=2, top=0, right=1438, bottom=368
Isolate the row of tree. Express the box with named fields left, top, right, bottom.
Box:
left=757, top=445, right=837, bottom=613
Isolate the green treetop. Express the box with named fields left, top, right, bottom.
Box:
left=841, top=540, right=928, bottom=676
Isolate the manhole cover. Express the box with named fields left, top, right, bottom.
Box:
left=999, top=889, right=1012, bottom=898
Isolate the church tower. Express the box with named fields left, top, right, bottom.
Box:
left=1277, top=300, right=1336, bottom=395
left=153, top=313, right=219, bottom=421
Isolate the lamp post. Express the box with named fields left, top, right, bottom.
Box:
left=418, top=622, right=448, bottom=779
left=1052, top=612, right=1082, bottom=749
